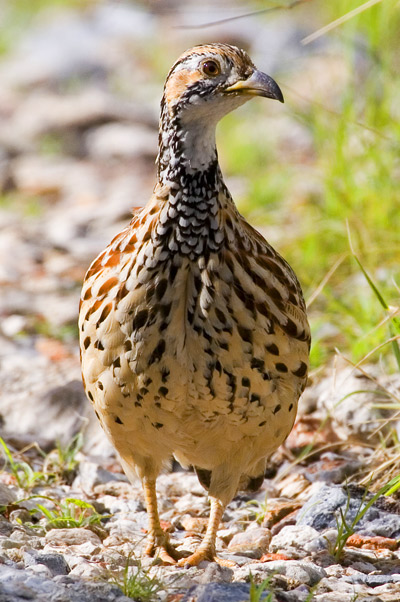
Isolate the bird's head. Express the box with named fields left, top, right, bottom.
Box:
left=158, top=43, right=283, bottom=178
left=162, top=43, right=283, bottom=124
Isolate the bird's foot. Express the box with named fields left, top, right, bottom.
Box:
left=144, top=531, right=183, bottom=565
left=177, top=546, right=236, bottom=568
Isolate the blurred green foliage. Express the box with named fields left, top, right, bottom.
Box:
left=219, top=0, right=400, bottom=370
left=0, top=0, right=90, bottom=55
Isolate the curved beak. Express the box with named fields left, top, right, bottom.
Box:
left=224, top=70, right=284, bottom=103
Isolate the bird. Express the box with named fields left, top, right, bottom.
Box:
left=79, top=43, right=310, bottom=567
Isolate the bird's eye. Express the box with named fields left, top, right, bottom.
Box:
left=202, top=60, right=221, bottom=77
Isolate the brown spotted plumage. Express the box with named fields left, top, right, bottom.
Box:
left=79, top=43, right=310, bottom=566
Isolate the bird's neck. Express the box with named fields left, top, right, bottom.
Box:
left=154, top=103, right=230, bottom=260
left=157, top=100, right=222, bottom=186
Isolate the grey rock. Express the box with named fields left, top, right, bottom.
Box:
left=0, top=518, right=13, bottom=537
left=0, top=563, right=131, bottom=601
left=358, top=515, right=400, bottom=539
left=313, top=595, right=381, bottom=602
left=277, top=585, right=313, bottom=602
left=364, top=574, right=400, bottom=587
left=24, top=550, right=69, bottom=576
left=25, top=564, right=53, bottom=579
left=349, top=560, right=377, bottom=574
left=314, top=575, right=369, bottom=595
left=0, top=358, right=85, bottom=445
left=107, top=497, right=144, bottom=515
left=182, top=583, right=269, bottom=602
left=69, top=559, right=107, bottom=579
left=44, top=528, right=101, bottom=548
left=0, top=484, right=17, bottom=506
left=0, top=537, right=23, bottom=551
left=197, top=563, right=234, bottom=584
left=270, top=525, right=321, bottom=557
left=297, top=484, right=400, bottom=539
left=0, top=352, right=112, bottom=456
left=74, top=460, right=127, bottom=490
left=216, top=553, right=254, bottom=567
left=235, top=560, right=326, bottom=587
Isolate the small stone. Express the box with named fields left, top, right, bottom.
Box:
left=181, top=583, right=258, bottom=602
left=93, top=481, right=135, bottom=498
left=365, top=573, right=400, bottom=587
left=45, top=527, right=102, bottom=548
left=9, top=529, right=38, bottom=544
left=73, top=541, right=102, bottom=556
left=197, top=562, right=234, bottom=584
left=0, top=483, right=17, bottom=506
left=277, top=472, right=310, bottom=499
left=270, top=525, right=321, bottom=557
left=228, top=527, right=271, bottom=558
left=180, top=515, right=208, bottom=534
left=9, top=509, right=32, bottom=524
left=303, top=452, right=361, bottom=484
left=324, top=564, right=347, bottom=578
left=315, top=575, right=369, bottom=595
left=174, top=493, right=208, bottom=514
left=25, top=563, right=53, bottom=578
left=1, top=315, right=27, bottom=337
left=0, top=517, right=13, bottom=537
left=35, top=337, right=71, bottom=362
left=346, top=534, right=399, bottom=551
left=260, top=552, right=291, bottom=562
left=2, top=534, right=23, bottom=549
left=216, top=553, right=252, bottom=566
left=75, top=460, right=127, bottom=490
left=217, top=525, right=242, bottom=545
left=267, top=559, right=326, bottom=587
left=24, top=549, right=70, bottom=576
left=234, top=559, right=326, bottom=587
left=276, top=585, right=313, bottom=602
left=349, top=560, right=377, bottom=574
left=261, top=498, right=302, bottom=529
left=69, top=560, right=107, bottom=579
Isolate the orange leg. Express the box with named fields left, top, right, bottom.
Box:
left=178, top=496, right=233, bottom=567
left=142, top=477, right=181, bottom=564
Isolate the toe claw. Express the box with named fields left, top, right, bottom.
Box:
left=177, top=549, right=237, bottom=568
left=177, top=548, right=214, bottom=567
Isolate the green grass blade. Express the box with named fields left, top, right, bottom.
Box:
left=352, top=254, right=389, bottom=311
left=0, top=437, right=22, bottom=487
left=389, top=324, right=400, bottom=370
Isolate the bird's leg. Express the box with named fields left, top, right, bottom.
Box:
left=142, top=477, right=181, bottom=564
left=178, top=496, right=231, bottom=567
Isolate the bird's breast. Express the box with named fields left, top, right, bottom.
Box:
left=80, top=208, right=308, bottom=444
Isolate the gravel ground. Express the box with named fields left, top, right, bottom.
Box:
left=1, top=2, right=400, bottom=601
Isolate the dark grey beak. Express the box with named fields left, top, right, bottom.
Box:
left=224, top=70, right=284, bottom=103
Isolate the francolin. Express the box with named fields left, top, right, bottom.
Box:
left=79, top=43, right=310, bottom=566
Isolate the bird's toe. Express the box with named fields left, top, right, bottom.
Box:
left=144, top=532, right=183, bottom=565
left=176, top=545, right=236, bottom=568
